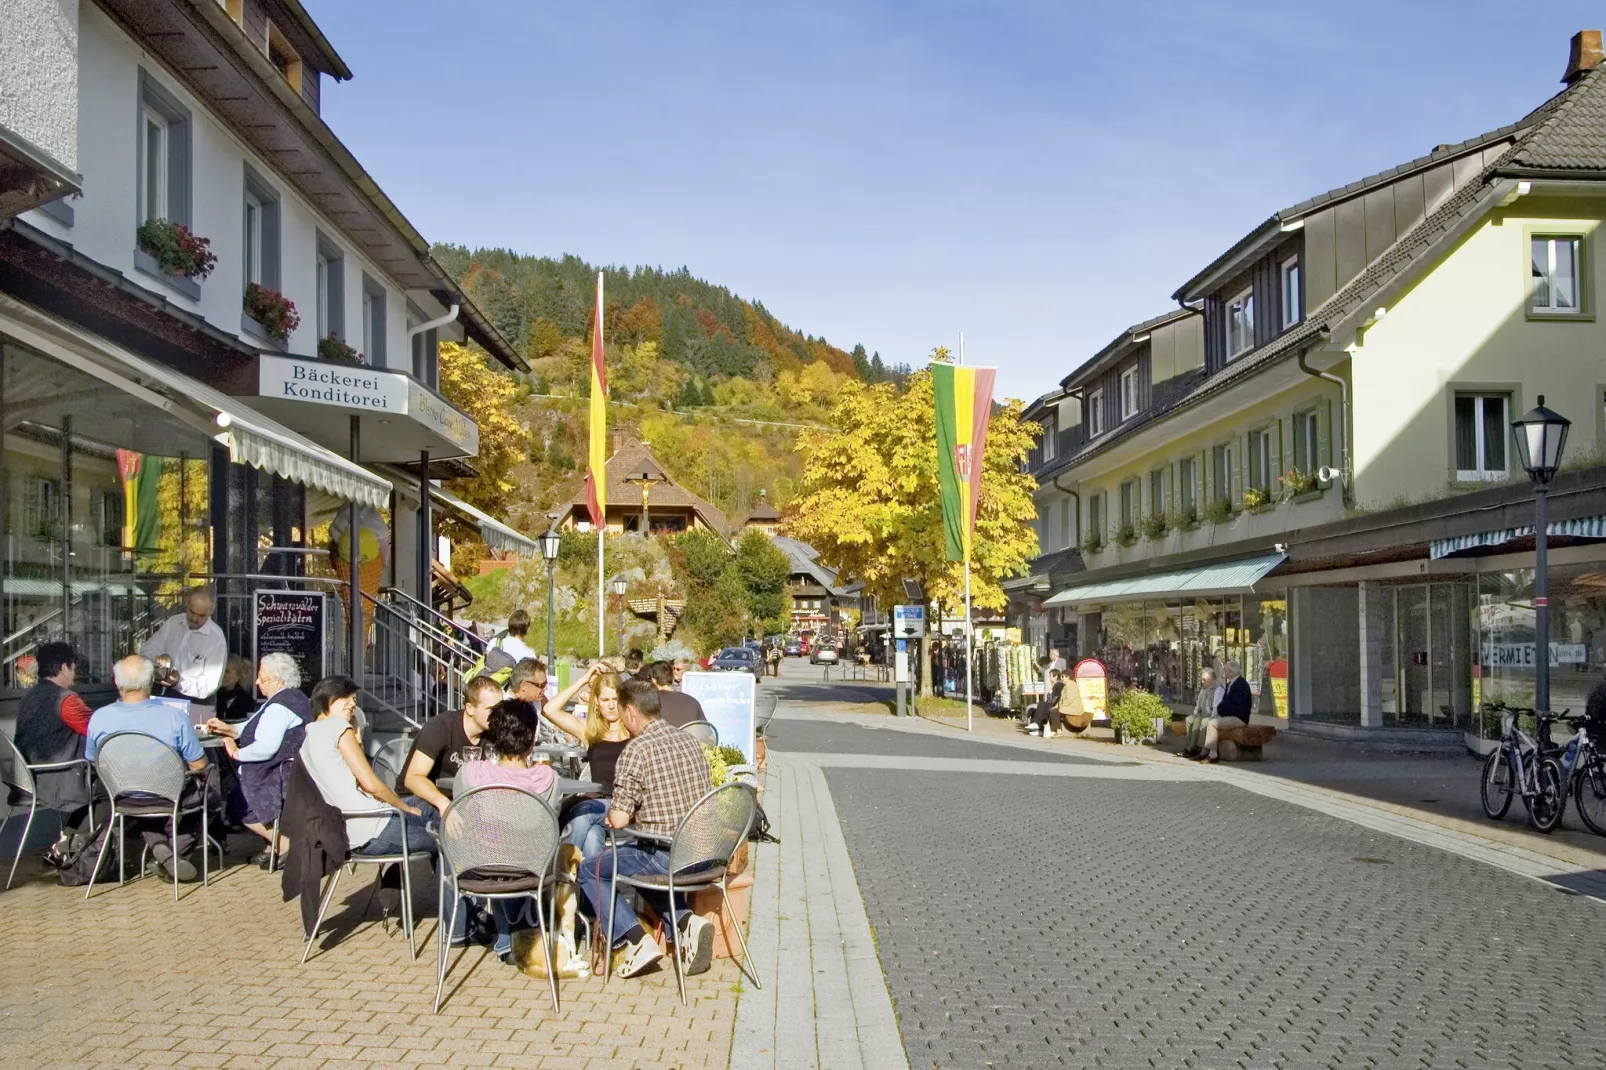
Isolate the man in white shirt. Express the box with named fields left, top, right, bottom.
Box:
left=142, top=588, right=229, bottom=707
left=494, top=609, right=539, bottom=664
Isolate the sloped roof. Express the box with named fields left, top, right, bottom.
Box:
left=555, top=437, right=730, bottom=532
left=1058, top=64, right=1606, bottom=471
left=733, top=493, right=781, bottom=528
left=771, top=535, right=846, bottom=596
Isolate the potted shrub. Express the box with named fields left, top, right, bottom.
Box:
left=1113, top=522, right=1138, bottom=548
left=1204, top=498, right=1236, bottom=525
left=1142, top=512, right=1170, bottom=541
left=1080, top=531, right=1104, bottom=556
left=1174, top=505, right=1200, bottom=530
left=136, top=218, right=217, bottom=280
left=1241, top=487, right=1272, bottom=512
left=318, top=333, right=365, bottom=365
left=1110, top=687, right=1168, bottom=745
left=244, top=282, right=300, bottom=345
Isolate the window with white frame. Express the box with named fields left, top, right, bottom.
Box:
left=1531, top=236, right=1583, bottom=314
left=1178, top=457, right=1197, bottom=517
left=1247, top=428, right=1273, bottom=493
left=1281, top=256, right=1301, bottom=328
left=1211, top=443, right=1233, bottom=503
left=1225, top=287, right=1254, bottom=358
left=1087, top=493, right=1104, bottom=544
left=244, top=192, right=264, bottom=285
left=1292, top=409, right=1319, bottom=478
left=1119, top=366, right=1139, bottom=421
left=242, top=167, right=280, bottom=292
left=1041, top=413, right=1057, bottom=461
left=1119, top=480, right=1138, bottom=528
left=1149, top=468, right=1168, bottom=516
left=314, top=234, right=344, bottom=342
left=1454, top=393, right=1510, bottom=481
left=1061, top=498, right=1073, bottom=549
left=361, top=274, right=386, bottom=365
left=1087, top=388, right=1104, bottom=436
left=137, top=72, right=190, bottom=228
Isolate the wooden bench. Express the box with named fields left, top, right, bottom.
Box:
left=1218, top=724, right=1277, bottom=762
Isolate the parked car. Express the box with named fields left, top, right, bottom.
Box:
left=783, top=639, right=804, bottom=657
left=810, top=644, right=840, bottom=666
left=710, top=646, right=763, bottom=680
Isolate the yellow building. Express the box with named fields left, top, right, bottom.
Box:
left=1021, top=32, right=1606, bottom=749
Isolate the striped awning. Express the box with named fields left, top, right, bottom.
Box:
left=1429, top=515, right=1606, bottom=559
left=1042, top=551, right=1285, bottom=608
left=430, top=486, right=539, bottom=556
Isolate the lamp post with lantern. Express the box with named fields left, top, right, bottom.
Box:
left=1511, top=395, right=1571, bottom=717
left=611, top=575, right=629, bottom=658
left=538, top=528, right=561, bottom=675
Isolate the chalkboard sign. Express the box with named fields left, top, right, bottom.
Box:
left=680, top=671, right=756, bottom=763
left=253, top=590, right=326, bottom=685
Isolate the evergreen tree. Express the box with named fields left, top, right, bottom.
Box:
left=870, top=351, right=885, bottom=383
left=851, top=343, right=871, bottom=380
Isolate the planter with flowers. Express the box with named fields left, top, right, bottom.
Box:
left=1142, top=512, right=1171, bottom=542
left=1279, top=467, right=1322, bottom=502
left=242, top=283, right=300, bottom=346
left=134, top=218, right=216, bottom=299
left=1241, top=487, right=1273, bottom=514
left=318, top=333, right=366, bottom=366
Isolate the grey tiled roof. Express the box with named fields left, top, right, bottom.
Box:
left=1503, top=64, right=1606, bottom=170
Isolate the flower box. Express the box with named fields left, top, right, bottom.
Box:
left=243, top=283, right=300, bottom=345
left=135, top=218, right=217, bottom=281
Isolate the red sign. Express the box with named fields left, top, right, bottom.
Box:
left=1072, top=658, right=1107, bottom=720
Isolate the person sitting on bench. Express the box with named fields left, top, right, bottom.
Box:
left=1196, top=660, right=1252, bottom=763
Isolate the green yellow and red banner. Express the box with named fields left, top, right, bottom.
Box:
left=115, top=448, right=161, bottom=552
left=932, top=362, right=995, bottom=563
left=585, top=272, right=607, bottom=528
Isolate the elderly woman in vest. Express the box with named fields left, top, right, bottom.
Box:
left=205, top=652, right=309, bottom=867
left=13, top=641, right=97, bottom=867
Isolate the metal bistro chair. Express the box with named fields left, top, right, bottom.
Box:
left=433, top=784, right=562, bottom=1013
left=1, top=730, right=95, bottom=890
left=300, top=803, right=431, bottom=964
left=86, top=732, right=220, bottom=901
left=681, top=721, right=719, bottom=748
left=369, top=737, right=414, bottom=789
left=605, top=781, right=762, bottom=1004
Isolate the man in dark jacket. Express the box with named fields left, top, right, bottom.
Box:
left=13, top=641, right=97, bottom=868
left=1197, top=659, right=1253, bottom=763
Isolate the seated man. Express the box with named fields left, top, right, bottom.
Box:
left=204, top=652, right=309, bottom=867
left=1197, top=660, right=1252, bottom=763
left=1026, top=670, right=1066, bottom=737
left=577, top=680, right=715, bottom=979
left=85, top=655, right=213, bottom=881
left=14, top=641, right=97, bottom=865
left=1182, top=668, right=1223, bottom=759
left=402, top=675, right=501, bottom=815
left=507, top=658, right=551, bottom=707
left=645, top=661, right=706, bottom=727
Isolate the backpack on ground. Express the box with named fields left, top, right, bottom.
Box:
left=55, top=825, right=125, bottom=887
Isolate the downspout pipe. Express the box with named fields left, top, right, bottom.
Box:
left=1052, top=472, right=1081, bottom=549
left=1298, top=337, right=1350, bottom=503
left=408, top=303, right=459, bottom=340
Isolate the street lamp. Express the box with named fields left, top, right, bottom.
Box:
left=538, top=527, right=561, bottom=673
left=1512, top=394, right=1571, bottom=717
left=611, top=575, right=629, bottom=657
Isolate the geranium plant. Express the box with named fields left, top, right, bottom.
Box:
left=136, top=218, right=217, bottom=280
left=244, top=283, right=300, bottom=344
left=1279, top=467, right=1317, bottom=498
left=1241, top=487, right=1271, bottom=511
left=318, top=333, right=365, bottom=365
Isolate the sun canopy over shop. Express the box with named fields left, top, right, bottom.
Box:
left=429, top=485, right=537, bottom=557
left=1042, top=551, right=1285, bottom=608
left=1430, top=516, right=1606, bottom=559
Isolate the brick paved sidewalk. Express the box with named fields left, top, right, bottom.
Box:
left=0, top=846, right=739, bottom=1069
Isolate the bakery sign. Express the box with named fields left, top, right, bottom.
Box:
left=409, top=381, right=479, bottom=454
left=260, top=355, right=406, bottom=412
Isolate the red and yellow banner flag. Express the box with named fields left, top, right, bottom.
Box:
left=932, top=363, right=995, bottom=563
left=115, top=448, right=161, bottom=552
left=585, top=272, right=607, bottom=528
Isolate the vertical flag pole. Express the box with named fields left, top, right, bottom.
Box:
left=960, top=332, right=973, bottom=733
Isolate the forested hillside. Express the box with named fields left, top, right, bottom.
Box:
left=431, top=246, right=913, bottom=559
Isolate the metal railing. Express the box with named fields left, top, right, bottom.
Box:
left=361, top=588, right=478, bottom=734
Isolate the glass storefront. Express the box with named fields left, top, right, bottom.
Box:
left=1378, top=581, right=1475, bottom=729
left=1090, top=593, right=1288, bottom=712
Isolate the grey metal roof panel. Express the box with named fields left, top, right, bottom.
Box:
left=1059, top=307, right=1199, bottom=389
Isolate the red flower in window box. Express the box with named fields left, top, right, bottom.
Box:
left=244, top=282, right=300, bottom=344
left=136, top=218, right=217, bottom=280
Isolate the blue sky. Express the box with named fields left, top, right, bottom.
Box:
left=309, top=1, right=1600, bottom=401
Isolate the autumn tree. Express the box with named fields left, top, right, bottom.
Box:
left=785, top=359, right=1039, bottom=617
left=437, top=341, right=530, bottom=566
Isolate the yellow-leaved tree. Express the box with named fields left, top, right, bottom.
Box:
left=437, top=341, right=530, bottom=566
left=785, top=355, right=1039, bottom=616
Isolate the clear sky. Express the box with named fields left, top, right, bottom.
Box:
left=308, top=1, right=1601, bottom=401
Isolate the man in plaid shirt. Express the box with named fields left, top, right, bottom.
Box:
left=577, top=679, right=715, bottom=978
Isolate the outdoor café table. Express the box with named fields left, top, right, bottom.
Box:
left=534, top=742, right=586, bottom=776
left=436, top=775, right=604, bottom=800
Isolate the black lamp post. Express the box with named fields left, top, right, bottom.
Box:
left=1511, top=395, right=1571, bottom=716
left=538, top=528, right=561, bottom=673
left=611, top=575, right=629, bottom=657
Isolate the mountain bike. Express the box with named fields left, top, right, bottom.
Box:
left=1479, top=702, right=1566, bottom=831
left=1556, top=712, right=1606, bottom=837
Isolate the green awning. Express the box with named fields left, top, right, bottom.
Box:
left=1042, top=551, right=1285, bottom=608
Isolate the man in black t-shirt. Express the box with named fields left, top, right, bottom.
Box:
left=401, top=675, right=500, bottom=813
left=645, top=661, right=706, bottom=727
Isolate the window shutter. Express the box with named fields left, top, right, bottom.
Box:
left=1318, top=399, right=1333, bottom=477
left=1275, top=418, right=1286, bottom=492
left=1236, top=433, right=1248, bottom=500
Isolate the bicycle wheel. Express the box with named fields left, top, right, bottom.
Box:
left=1574, top=758, right=1606, bottom=836
left=1481, top=748, right=1514, bottom=819
left=1530, top=758, right=1566, bottom=833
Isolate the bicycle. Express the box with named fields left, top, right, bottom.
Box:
left=1552, top=711, right=1606, bottom=837
left=1479, top=702, right=1566, bottom=832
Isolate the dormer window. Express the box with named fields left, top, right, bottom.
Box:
left=1226, top=287, right=1254, bottom=359
left=1087, top=388, right=1105, bottom=437
left=1041, top=413, right=1058, bottom=461
left=1281, top=257, right=1301, bottom=328
left=266, top=21, right=304, bottom=93
left=1119, top=366, right=1139, bottom=421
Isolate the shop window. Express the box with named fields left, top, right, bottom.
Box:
left=1453, top=392, right=1509, bottom=482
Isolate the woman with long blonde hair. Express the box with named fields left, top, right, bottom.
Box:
left=543, top=663, right=630, bottom=857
